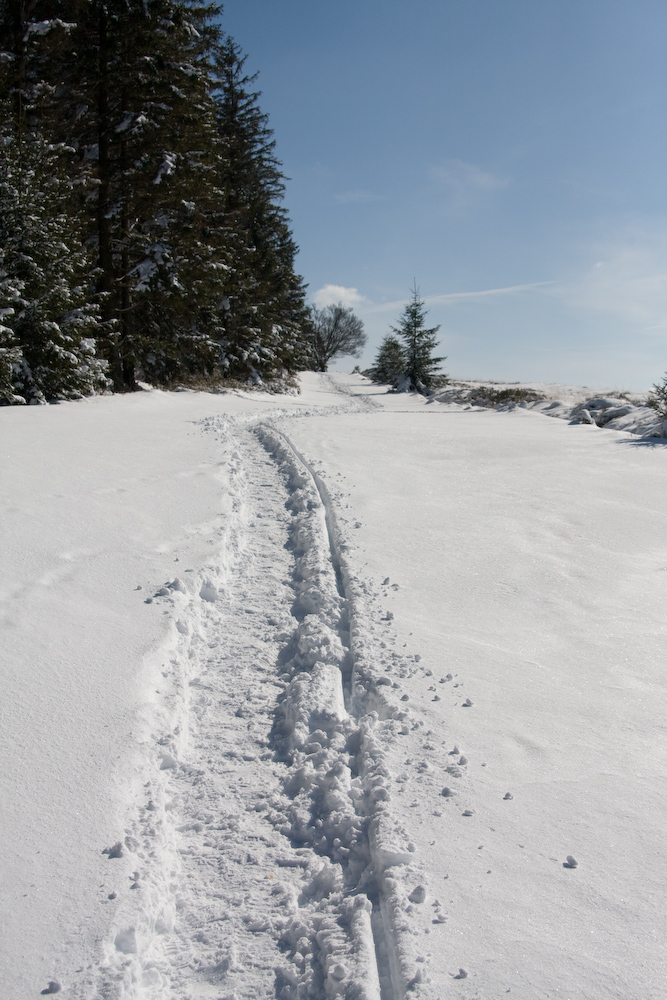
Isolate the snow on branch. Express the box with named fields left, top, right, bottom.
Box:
left=23, top=20, right=76, bottom=42
left=154, top=152, right=177, bottom=184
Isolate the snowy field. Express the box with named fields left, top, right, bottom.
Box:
left=1, top=372, right=666, bottom=1000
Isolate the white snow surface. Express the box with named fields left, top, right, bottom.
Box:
left=1, top=373, right=666, bottom=1000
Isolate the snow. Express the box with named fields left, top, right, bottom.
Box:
left=1, top=373, right=666, bottom=999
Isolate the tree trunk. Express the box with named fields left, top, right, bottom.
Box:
left=96, top=4, right=123, bottom=388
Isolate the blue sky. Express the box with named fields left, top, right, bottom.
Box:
left=221, top=0, right=667, bottom=389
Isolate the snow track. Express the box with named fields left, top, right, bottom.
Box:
left=255, top=424, right=418, bottom=1000
left=82, top=413, right=426, bottom=1000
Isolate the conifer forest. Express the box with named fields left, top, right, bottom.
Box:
left=0, top=1, right=313, bottom=403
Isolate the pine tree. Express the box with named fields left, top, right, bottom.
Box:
left=390, top=284, right=446, bottom=393
left=56, top=0, right=230, bottom=389
left=368, top=333, right=405, bottom=386
left=212, top=39, right=310, bottom=382
left=0, top=3, right=111, bottom=405
left=0, top=1, right=312, bottom=397
left=648, top=372, right=667, bottom=418
left=0, top=255, right=25, bottom=404
left=0, top=106, right=110, bottom=403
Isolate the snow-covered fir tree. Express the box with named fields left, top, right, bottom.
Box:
left=212, top=38, right=310, bottom=382
left=0, top=28, right=110, bottom=405
left=0, top=0, right=311, bottom=399
left=56, top=0, right=230, bottom=389
left=0, top=256, right=25, bottom=404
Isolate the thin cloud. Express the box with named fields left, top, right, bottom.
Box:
left=427, top=281, right=554, bottom=305
left=364, top=281, right=553, bottom=315
left=312, top=284, right=366, bottom=309
left=557, top=238, right=667, bottom=331
left=430, top=158, right=509, bottom=210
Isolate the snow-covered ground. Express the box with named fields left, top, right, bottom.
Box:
left=1, top=373, right=666, bottom=1000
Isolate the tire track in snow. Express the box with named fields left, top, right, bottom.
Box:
left=256, top=424, right=428, bottom=1000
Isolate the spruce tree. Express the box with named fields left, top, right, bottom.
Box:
left=58, top=0, right=229, bottom=389
left=212, top=39, right=310, bottom=382
left=390, top=284, right=447, bottom=392
left=648, top=372, right=667, bottom=418
left=0, top=1, right=312, bottom=397
left=0, top=107, right=110, bottom=403
left=0, top=4, right=111, bottom=405
left=368, top=333, right=405, bottom=386
left=0, top=255, right=25, bottom=404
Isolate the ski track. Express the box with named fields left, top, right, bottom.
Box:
left=78, top=386, right=438, bottom=1000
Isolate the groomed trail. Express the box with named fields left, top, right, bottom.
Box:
left=2, top=373, right=667, bottom=1000
left=82, top=386, right=430, bottom=1000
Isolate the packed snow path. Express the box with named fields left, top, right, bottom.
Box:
left=1, top=373, right=666, bottom=999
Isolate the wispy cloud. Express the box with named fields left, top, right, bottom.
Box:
left=335, top=189, right=387, bottom=205
left=429, top=158, right=509, bottom=210
left=557, top=235, right=667, bottom=331
left=312, top=284, right=367, bottom=309
left=427, top=281, right=554, bottom=305
left=364, top=281, right=552, bottom=315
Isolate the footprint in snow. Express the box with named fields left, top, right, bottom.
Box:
left=199, top=582, right=218, bottom=602
left=408, top=885, right=426, bottom=903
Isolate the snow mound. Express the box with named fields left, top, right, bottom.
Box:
left=434, top=381, right=667, bottom=438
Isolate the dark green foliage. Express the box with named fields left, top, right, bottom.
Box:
left=648, top=372, right=667, bottom=417
left=464, top=386, right=544, bottom=406
left=366, top=334, right=405, bottom=386
left=0, top=106, right=110, bottom=403
left=212, top=39, right=310, bottom=381
left=58, top=0, right=230, bottom=389
left=0, top=261, right=24, bottom=403
left=369, top=285, right=447, bottom=393
left=0, top=0, right=311, bottom=401
left=390, top=285, right=446, bottom=392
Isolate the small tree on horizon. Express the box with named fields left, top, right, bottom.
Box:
left=307, top=302, right=366, bottom=371
left=648, top=372, right=667, bottom=417
left=390, top=284, right=446, bottom=392
left=368, top=334, right=405, bottom=387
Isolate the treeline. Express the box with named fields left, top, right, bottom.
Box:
left=0, top=0, right=312, bottom=404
